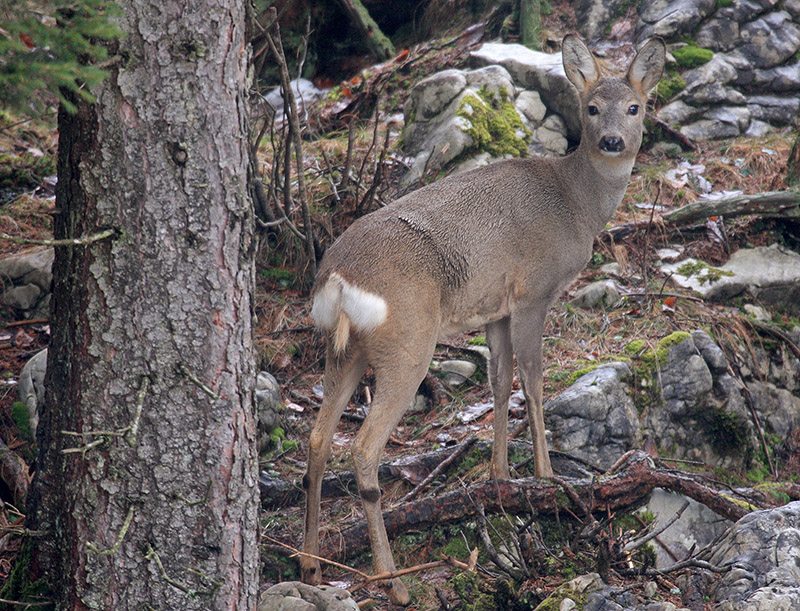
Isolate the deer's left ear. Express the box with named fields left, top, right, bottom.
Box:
left=627, top=38, right=666, bottom=96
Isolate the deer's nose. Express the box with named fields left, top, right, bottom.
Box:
left=600, top=136, right=625, bottom=153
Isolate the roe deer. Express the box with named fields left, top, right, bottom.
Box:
left=301, top=34, right=665, bottom=605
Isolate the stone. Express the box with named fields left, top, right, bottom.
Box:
left=746, top=94, right=800, bottom=125
left=786, top=0, right=800, bottom=18
left=643, top=581, right=658, bottom=598
left=695, top=18, right=740, bottom=52
left=710, top=502, right=800, bottom=610
left=465, top=65, right=515, bottom=100
left=680, top=119, right=740, bottom=141
left=469, top=43, right=581, bottom=138
left=735, top=11, right=800, bottom=69
left=0, top=284, right=41, bottom=310
left=18, top=348, right=47, bottom=439
left=645, top=488, right=732, bottom=568
left=258, top=582, right=359, bottom=611
left=690, top=329, right=728, bottom=374
left=0, top=247, right=53, bottom=283
left=743, top=303, right=770, bottom=321
left=657, top=100, right=701, bottom=126
left=703, top=105, right=751, bottom=132
left=405, top=69, right=466, bottom=123
left=569, top=280, right=621, bottom=309
left=402, top=90, right=478, bottom=183
left=546, top=363, right=640, bottom=469
left=642, top=333, right=757, bottom=468
left=515, top=90, right=547, bottom=124
left=749, top=60, right=800, bottom=93
left=533, top=114, right=569, bottom=156
left=637, top=0, right=717, bottom=39
left=716, top=0, right=778, bottom=22
left=664, top=245, right=800, bottom=309
left=256, top=371, right=282, bottom=436
left=748, top=380, right=800, bottom=439
left=744, top=120, right=772, bottom=138
left=535, top=573, right=605, bottom=611
left=264, top=78, right=324, bottom=115
left=440, top=359, right=477, bottom=385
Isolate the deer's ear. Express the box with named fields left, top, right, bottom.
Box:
left=562, top=34, right=601, bottom=93
left=627, top=38, right=666, bottom=96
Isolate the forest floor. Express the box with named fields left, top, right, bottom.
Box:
left=2, top=23, right=800, bottom=609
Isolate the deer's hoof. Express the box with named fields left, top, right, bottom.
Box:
left=386, top=577, right=410, bottom=606
left=299, top=557, right=322, bottom=586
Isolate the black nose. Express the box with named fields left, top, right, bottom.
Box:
left=600, top=136, right=625, bottom=153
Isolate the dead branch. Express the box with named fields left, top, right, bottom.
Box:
left=662, top=190, right=800, bottom=225
left=319, top=451, right=750, bottom=560
left=396, top=436, right=478, bottom=505
left=622, top=500, right=689, bottom=553
left=266, top=7, right=317, bottom=281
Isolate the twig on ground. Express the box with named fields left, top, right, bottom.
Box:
left=396, top=436, right=478, bottom=505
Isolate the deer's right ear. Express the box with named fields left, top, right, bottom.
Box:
left=562, top=34, right=601, bottom=93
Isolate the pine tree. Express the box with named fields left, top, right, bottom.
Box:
left=0, top=0, right=122, bottom=114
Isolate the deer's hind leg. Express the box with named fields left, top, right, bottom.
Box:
left=301, top=343, right=367, bottom=585
left=487, top=317, right=514, bottom=479
left=351, top=342, right=436, bottom=605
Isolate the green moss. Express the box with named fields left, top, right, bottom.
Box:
left=566, top=364, right=599, bottom=386
left=672, top=44, right=714, bottom=68
left=260, top=267, right=296, bottom=287
left=746, top=462, right=770, bottom=483
left=467, top=335, right=487, bottom=346
left=677, top=260, right=734, bottom=285
left=11, top=401, right=32, bottom=442
left=716, top=0, right=734, bottom=7
left=449, top=572, right=496, bottom=611
left=457, top=87, right=530, bottom=159
left=702, top=407, right=750, bottom=455
left=656, top=73, right=686, bottom=103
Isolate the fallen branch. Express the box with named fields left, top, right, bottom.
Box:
left=396, top=436, right=477, bottom=505
left=662, top=190, right=800, bottom=225
left=319, top=451, right=749, bottom=560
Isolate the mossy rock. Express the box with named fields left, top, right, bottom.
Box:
left=656, top=73, right=686, bottom=103
left=457, top=86, right=530, bottom=159
left=672, top=44, right=714, bottom=69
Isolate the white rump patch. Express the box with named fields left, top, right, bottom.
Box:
left=311, top=272, right=387, bottom=332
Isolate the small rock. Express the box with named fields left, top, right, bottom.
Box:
left=569, top=280, right=621, bottom=309
left=440, top=360, right=477, bottom=385
left=515, top=90, right=547, bottom=124
left=560, top=598, right=577, bottom=611
left=258, top=582, right=359, bottom=611
left=643, top=581, right=658, bottom=598
left=743, top=303, right=770, bottom=321
left=465, top=65, right=515, bottom=100
left=1, top=284, right=42, bottom=310
left=405, top=69, right=467, bottom=123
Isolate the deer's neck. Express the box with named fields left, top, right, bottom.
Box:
left=564, top=141, right=636, bottom=234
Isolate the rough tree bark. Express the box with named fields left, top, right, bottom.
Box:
left=24, top=1, right=259, bottom=609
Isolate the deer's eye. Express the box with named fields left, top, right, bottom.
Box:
left=588, top=105, right=599, bottom=116
left=628, top=104, right=640, bottom=115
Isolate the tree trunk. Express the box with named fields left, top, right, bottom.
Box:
left=24, top=1, right=258, bottom=609
left=336, top=0, right=395, bottom=60
left=520, top=0, right=541, bottom=50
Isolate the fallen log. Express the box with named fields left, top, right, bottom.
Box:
left=661, top=190, right=800, bottom=225
left=319, top=451, right=749, bottom=560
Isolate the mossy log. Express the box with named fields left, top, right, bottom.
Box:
left=318, top=450, right=753, bottom=559
left=336, top=0, right=395, bottom=61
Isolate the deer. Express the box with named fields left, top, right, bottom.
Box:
left=300, top=34, right=665, bottom=605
